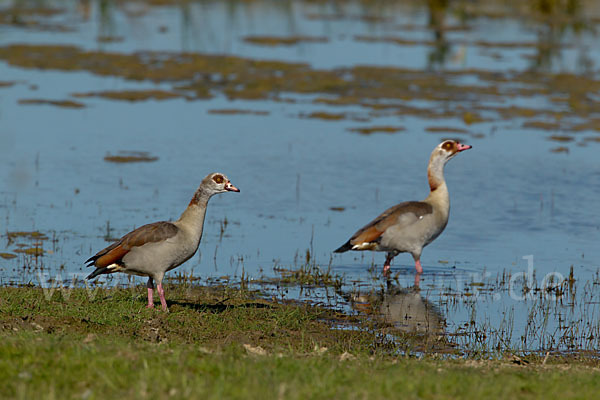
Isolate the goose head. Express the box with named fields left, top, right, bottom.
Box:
left=432, top=140, right=472, bottom=164
left=202, top=172, right=240, bottom=195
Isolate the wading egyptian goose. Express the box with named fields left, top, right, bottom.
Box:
left=86, top=172, right=240, bottom=311
left=334, top=140, right=471, bottom=284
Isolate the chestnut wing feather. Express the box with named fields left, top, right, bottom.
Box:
left=349, top=201, right=433, bottom=247
left=86, top=221, right=179, bottom=268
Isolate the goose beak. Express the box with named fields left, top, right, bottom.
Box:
left=457, top=143, right=472, bottom=152
left=225, top=181, right=240, bottom=192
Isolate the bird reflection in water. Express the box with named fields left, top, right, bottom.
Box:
left=349, top=280, right=445, bottom=335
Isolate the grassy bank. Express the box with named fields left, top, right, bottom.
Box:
left=0, top=286, right=599, bottom=399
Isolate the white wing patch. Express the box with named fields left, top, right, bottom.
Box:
left=107, top=263, right=126, bottom=272
left=352, top=242, right=378, bottom=251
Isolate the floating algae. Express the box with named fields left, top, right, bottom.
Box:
left=208, top=108, right=269, bottom=115
left=73, top=90, right=183, bottom=102
left=18, top=98, right=85, bottom=108
left=347, top=126, right=405, bottom=135
left=1, top=43, right=600, bottom=131
left=103, top=151, right=159, bottom=163
left=243, top=35, right=328, bottom=46
left=7, top=231, right=48, bottom=241
left=14, top=247, right=44, bottom=256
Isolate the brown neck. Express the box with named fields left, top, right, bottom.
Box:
left=428, top=169, right=442, bottom=192
left=427, top=154, right=446, bottom=192
left=425, top=153, right=450, bottom=213
left=178, top=188, right=211, bottom=234
left=188, top=186, right=211, bottom=207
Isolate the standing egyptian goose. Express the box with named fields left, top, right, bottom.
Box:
left=86, top=172, right=240, bottom=311
left=334, top=140, right=471, bottom=283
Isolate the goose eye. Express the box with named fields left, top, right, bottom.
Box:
left=213, top=175, right=224, bottom=184
left=442, top=141, right=454, bottom=151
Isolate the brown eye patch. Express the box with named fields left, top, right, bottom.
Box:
left=442, top=141, right=455, bottom=151
left=212, top=175, right=224, bottom=184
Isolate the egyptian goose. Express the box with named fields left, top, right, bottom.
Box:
left=334, top=140, right=471, bottom=282
left=86, top=172, right=240, bottom=311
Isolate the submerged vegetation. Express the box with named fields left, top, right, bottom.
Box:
left=17, top=98, right=85, bottom=108
left=103, top=151, right=159, bottom=163
left=73, top=90, right=184, bottom=102
left=243, top=35, right=328, bottom=46
left=0, top=0, right=598, bottom=153
left=207, top=108, right=270, bottom=116
left=1, top=39, right=598, bottom=150
left=347, top=126, right=406, bottom=135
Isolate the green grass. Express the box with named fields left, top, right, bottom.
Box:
left=2, top=332, right=600, bottom=400
left=0, top=285, right=383, bottom=353
left=1, top=286, right=599, bottom=399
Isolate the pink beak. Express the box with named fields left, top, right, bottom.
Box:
left=457, top=143, right=472, bottom=152
left=225, top=181, right=240, bottom=192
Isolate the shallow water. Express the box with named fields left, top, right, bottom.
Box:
left=1, top=0, right=600, bottom=354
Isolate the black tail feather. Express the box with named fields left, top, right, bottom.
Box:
left=86, top=267, right=109, bottom=280
left=334, top=240, right=353, bottom=253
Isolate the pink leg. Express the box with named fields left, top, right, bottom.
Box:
left=414, top=259, right=423, bottom=274
left=147, top=288, right=154, bottom=308
left=414, top=272, right=421, bottom=288
left=383, top=253, right=394, bottom=277
left=157, top=284, right=168, bottom=312
left=414, top=259, right=423, bottom=288
left=146, top=277, right=155, bottom=309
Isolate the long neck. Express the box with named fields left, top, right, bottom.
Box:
left=425, top=154, right=449, bottom=209
left=176, top=187, right=212, bottom=238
